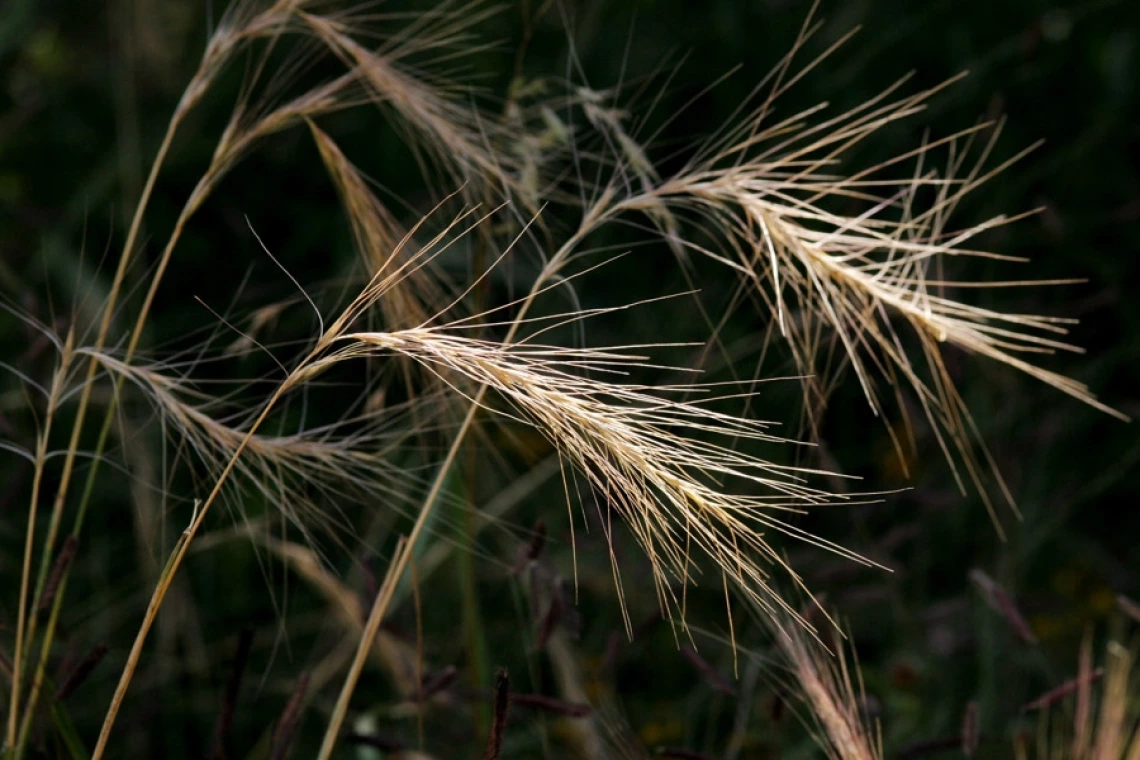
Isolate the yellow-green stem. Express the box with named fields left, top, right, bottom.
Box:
left=90, top=377, right=295, bottom=760
left=14, top=118, right=195, bottom=756
left=28, top=109, right=181, bottom=614
left=315, top=535, right=409, bottom=760
left=16, top=395, right=118, bottom=755
left=7, top=345, right=69, bottom=747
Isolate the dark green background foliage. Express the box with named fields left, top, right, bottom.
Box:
left=1, top=0, right=1138, bottom=757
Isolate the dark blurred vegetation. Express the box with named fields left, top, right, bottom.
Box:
left=1, top=0, right=1138, bottom=757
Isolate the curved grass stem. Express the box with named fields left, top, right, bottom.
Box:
left=316, top=536, right=409, bottom=760
left=7, top=332, right=73, bottom=748
left=90, top=377, right=295, bottom=759
left=12, top=95, right=202, bottom=760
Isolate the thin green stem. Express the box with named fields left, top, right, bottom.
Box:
left=13, top=116, right=189, bottom=757
left=15, top=388, right=118, bottom=756
left=18, top=50, right=250, bottom=748
left=295, top=240, right=573, bottom=756
left=7, top=338, right=71, bottom=747
left=28, top=107, right=181, bottom=609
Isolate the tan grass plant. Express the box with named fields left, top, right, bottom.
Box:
left=1022, top=634, right=1140, bottom=760
left=1, top=1, right=1126, bottom=757
left=776, top=623, right=883, bottom=760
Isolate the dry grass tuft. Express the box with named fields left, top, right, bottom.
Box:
left=0, top=2, right=1126, bottom=757
left=774, top=618, right=882, bottom=760
left=300, top=312, right=876, bottom=632
left=299, top=4, right=523, bottom=201
left=610, top=71, right=1126, bottom=522
left=308, top=120, right=452, bottom=332
left=1023, top=634, right=1140, bottom=760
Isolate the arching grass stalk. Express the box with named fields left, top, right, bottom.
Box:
left=15, top=0, right=302, bottom=677
left=87, top=199, right=473, bottom=757
left=315, top=537, right=409, bottom=760
left=87, top=186, right=843, bottom=753
left=14, top=7, right=354, bottom=750
left=601, top=96, right=1127, bottom=523
left=90, top=353, right=318, bottom=759
left=21, top=11, right=523, bottom=733
left=8, top=64, right=187, bottom=757
left=312, top=199, right=622, bottom=660
left=6, top=330, right=74, bottom=750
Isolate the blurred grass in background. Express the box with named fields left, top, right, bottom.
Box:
left=1, top=0, right=1138, bottom=757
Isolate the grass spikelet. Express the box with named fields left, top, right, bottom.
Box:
left=308, top=120, right=452, bottom=331
left=482, top=668, right=510, bottom=760
left=35, top=536, right=77, bottom=613
left=300, top=4, right=521, bottom=199
left=775, top=622, right=882, bottom=760
left=269, top=671, right=310, bottom=760
left=970, top=568, right=1038, bottom=644
left=1024, top=634, right=1140, bottom=760
left=53, top=643, right=110, bottom=703
left=591, top=23, right=1128, bottom=518
left=509, top=692, right=592, bottom=718
left=962, top=700, right=980, bottom=756
left=78, top=348, right=434, bottom=542
left=302, top=321, right=874, bottom=630
left=208, top=628, right=254, bottom=760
